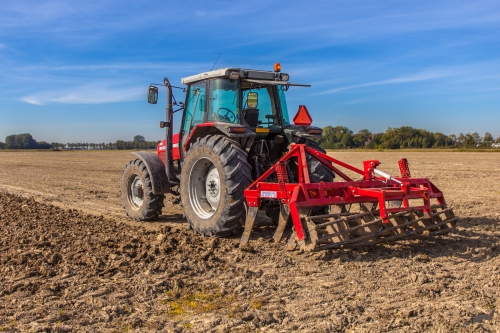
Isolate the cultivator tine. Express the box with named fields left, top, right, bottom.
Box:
left=289, top=208, right=319, bottom=252
left=432, top=205, right=457, bottom=231
left=272, top=204, right=291, bottom=243
left=310, top=205, right=458, bottom=251
left=285, top=231, right=299, bottom=251
left=240, top=206, right=258, bottom=247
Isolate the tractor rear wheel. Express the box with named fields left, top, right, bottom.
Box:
left=304, top=139, right=335, bottom=183
left=181, top=135, right=252, bottom=237
left=304, top=139, right=334, bottom=215
left=121, top=159, right=165, bottom=221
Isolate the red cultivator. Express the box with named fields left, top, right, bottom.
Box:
left=241, top=144, right=458, bottom=251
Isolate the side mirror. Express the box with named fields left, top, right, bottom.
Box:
left=148, top=86, right=158, bottom=104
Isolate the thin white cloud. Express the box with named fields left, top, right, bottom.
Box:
left=316, top=70, right=454, bottom=95
left=233, top=1, right=500, bottom=51
left=20, top=83, right=143, bottom=105
left=0, top=43, right=4, bottom=49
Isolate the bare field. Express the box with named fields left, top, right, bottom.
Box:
left=1, top=150, right=500, bottom=332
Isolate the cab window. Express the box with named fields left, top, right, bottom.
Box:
left=208, top=79, right=240, bottom=124
left=242, top=85, right=278, bottom=128
left=278, top=85, right=290, bottom=126
left=182, top=81, right=206, bottom=146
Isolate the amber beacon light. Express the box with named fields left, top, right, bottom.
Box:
left=274, top=62, right=281, bottom=72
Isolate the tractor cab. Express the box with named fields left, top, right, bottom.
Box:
left=176, top=65, right=322, bottom=164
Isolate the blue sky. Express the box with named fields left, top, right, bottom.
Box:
left=0, top=0, right=499, bottom=143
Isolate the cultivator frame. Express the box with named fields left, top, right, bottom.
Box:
left=240, top=144, right=458, bottom=251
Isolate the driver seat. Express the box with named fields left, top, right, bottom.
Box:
left=242, top=108, right=259, bottom=127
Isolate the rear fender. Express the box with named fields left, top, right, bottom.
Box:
left=132, top=152, right=170, bottom=194
left=184, top=123, right=255, bottom=152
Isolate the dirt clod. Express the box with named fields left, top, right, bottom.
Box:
left=1, top=151, right=500, bottom=332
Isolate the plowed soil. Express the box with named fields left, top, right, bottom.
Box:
left=1, top=150, right=499, bottom=332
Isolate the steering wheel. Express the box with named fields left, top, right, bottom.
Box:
left=216, top=107, right=236, bottom=122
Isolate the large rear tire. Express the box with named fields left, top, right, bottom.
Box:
left=121, top=159, right=165, bottom=221
left=304, top=139, right=335, bottom=184
left=180, top=135, right=252, bottom=237
left=304, top=139, right=335, bottom=215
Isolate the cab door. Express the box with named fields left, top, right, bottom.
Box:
left=179, top=81, right=206, bottom=159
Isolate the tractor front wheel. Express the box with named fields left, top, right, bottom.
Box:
left=180, top=135, right=252, bottom=237
left=121, top=159, right=165, bottom=221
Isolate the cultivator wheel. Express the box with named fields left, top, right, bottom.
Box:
left=288, top=204, right=458, bottom=251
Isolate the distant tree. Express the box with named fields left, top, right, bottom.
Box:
left=134, top=135, right=146, bottom=143
left=483, top=132, right=494, bottom=146
left=51, top=142, right=65, bottom=149
left=471, top=132, right=481, bottom=146
left=0, top=142, right=4, bottom=149
left=5, top=133, right=37, bottom=149
left=320, top=126, right=353, bottom=149
left=352, top=129, right=372, bottom=148
left=36, top=141, right=51, bottom=149
left=496, top=136, right=500, bottom=144
left=463, top=133, right=477, bottom=147
left=116, top=140, right=126, bottom=150
left=432, top=132, right=447, bottom=148
left=446, top=134, right=457, bottom=147
left=457, top=133, right=465, bottom=147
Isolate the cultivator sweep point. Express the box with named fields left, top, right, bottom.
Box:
left=241, top=144, right=458, bottom=251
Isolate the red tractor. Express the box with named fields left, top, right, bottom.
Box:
left=121, top=64, right=457, bottom=251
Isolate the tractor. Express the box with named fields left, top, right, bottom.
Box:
left=121, top=63, right=457, bottom=251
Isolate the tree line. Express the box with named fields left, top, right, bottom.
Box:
left=1, top=128, right=499, bottom=151
left=0, top=134, right=160, bottom=150
left=317, top=126, right=500, bottom=149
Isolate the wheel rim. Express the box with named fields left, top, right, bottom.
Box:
left=189, top=157, right=221, bottom=219
left=127, top=174, right=144, bottom=209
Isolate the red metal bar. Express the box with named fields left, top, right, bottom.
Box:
left=299, top=145, right=311, bottom=184
left=398, top=158, right=411, bottom=178
left=289, top=186, right=305, bottom=240
left=311, top=152, right=353, bottom=181
left=243, top=144, right=447, bottom=240
left=304, top=146, right=365, bottom=175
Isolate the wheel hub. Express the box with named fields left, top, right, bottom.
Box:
left=133, top=184, right=144, bottom=198
left=189, top=158, right=221, bottom=219
left=206, top=166, right=220, bottom=208
left=128, top=175, right=144, bottom=209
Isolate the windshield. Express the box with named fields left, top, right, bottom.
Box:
left=208, top=79, right=240, bottom=124
left=206, top=78, right=289, bottom=128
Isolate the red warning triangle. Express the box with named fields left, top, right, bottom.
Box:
left=293, top=105, right=313, bottom=126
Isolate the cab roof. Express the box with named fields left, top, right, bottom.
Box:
left=181, top=68, right=289, bottom=85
